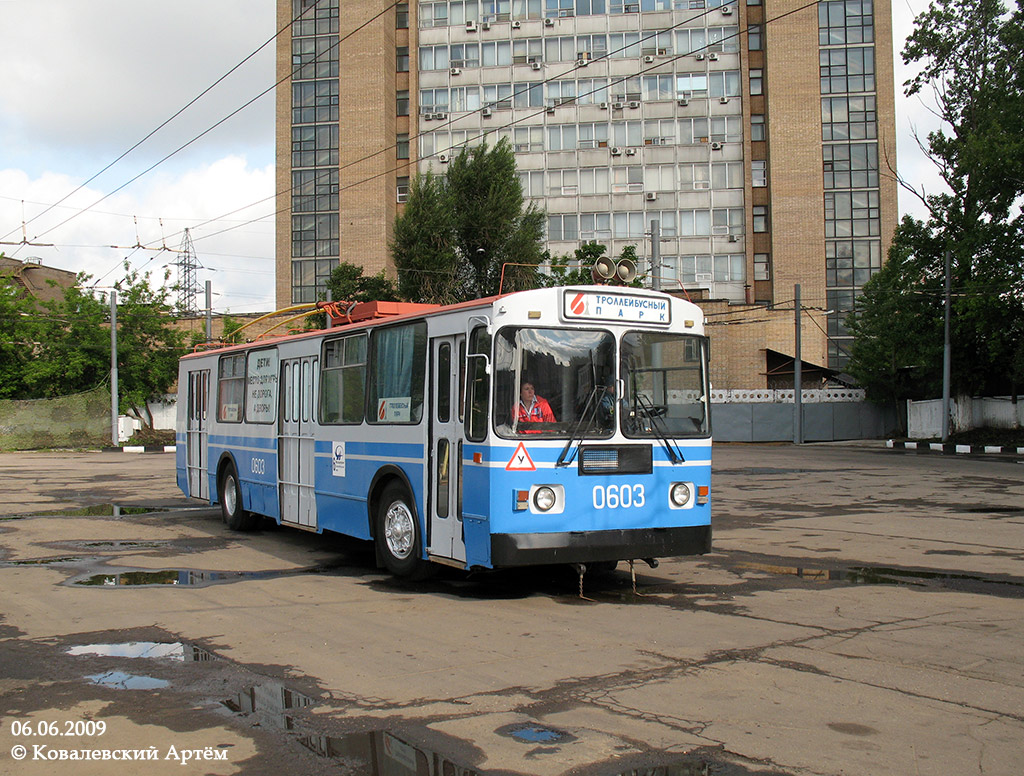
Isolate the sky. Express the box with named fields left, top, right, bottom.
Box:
left=0, top=0, right=943, bottom=314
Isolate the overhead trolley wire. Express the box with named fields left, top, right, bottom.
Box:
left=189, top=0, right=820, bottom=246
left=0, top=0, right=330, bottom=245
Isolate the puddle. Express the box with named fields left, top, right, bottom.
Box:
left=24, top=504, right=169, bottom=517
left=221, top=681, right=316, bottom=731
left=68, top=641, right=215, bottom=662
left=86, top=670, right=170, bottom=690
left=496, top=722, right=576, bottom=744
left=4, top=556, right=83, bottom=566
left=738, top=561, right=1024, bottom=597
left=70, top=564, right=340, bottom=588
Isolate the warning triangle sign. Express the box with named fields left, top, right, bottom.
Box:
left=505, top=442, right=536, bottom=471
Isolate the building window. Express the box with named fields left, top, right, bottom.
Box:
left=752, top=159, right=767, bottom=187
left=397, top=176, right=410, bottom=203
left=819, top=47, right=876, bottom=94
left=818, top=0, right=873, bottom=45
left=821, top=95, right=877, bottom=141
left=753, top=205, right=768, bottom=232
left=748, top=24, right=762, bottom=51
left=751, top=114, right=765, bottom=141
left=397, top=89, right=410, bottom=116
left=397, top=133, right=410, bottom=160
left=754, top=252, right=770, bottom=281
left=396, top=2, right=409, bottom=27
left=750, top=68, right=763, bottom=96
left=397, top=46, right=410, bottom=72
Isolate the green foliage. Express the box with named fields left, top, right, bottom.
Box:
left=325, top=262, right=399, bottom=304
left=0, top=262, right=186, bottom=423
left=849, top=0, right=1024, bottom=400
left=107, top=267, right=186, bottom=425
left=391, top=139, right=545, bottom=302
left=537, top=243, right=646, bottom=289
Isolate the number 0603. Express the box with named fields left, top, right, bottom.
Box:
left=592, top=484, right=645, bottom=509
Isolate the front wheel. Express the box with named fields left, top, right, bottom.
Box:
left=220, top=463, right=258, bottom=531
left=376, top=483, right=434, bottom=579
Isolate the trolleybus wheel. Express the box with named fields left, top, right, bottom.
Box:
left=376, top=483, right=433, bottom=579
left=220, top=463, right=257, bottom=531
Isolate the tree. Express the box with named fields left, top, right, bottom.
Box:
left=305, top=261, right=401, bottom=328
left=391, top=139, right=545, bottom=303
left=110, top=268, right=186, bottom=427
left=850, top=0, right=1024, bottom=401
left=538, top=243, right=646, bottom=288
left=0, top=274, right=39, bottom=399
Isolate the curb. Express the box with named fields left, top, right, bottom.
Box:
left=887, top=440, right=1024, bottom=456
left=103, top=446, right=177, bottom=454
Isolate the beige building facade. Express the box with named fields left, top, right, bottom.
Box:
left=275, top=0, right=897, bottom=387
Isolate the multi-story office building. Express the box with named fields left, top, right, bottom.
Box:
left=275, top=0, right=897, bottom=383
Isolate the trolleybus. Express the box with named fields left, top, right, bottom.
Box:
left=175, top=285, right=711, bottom=578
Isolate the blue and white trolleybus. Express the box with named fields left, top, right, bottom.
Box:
left=175, top=285, right=711, bottom=578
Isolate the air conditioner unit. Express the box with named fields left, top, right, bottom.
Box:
left=711, top=141, right=723, bottom=150
left=628, top=100, right=640, bottom=109
left=645, top=192, right=657, bottom=201
left=482, top=107, right=492, bottom=117
left=728, top=234, right=739, bottom=242
left=544, top=17, right=554, bottom=26
left=450, top=67, right=462, bottom=76
left=643, top=55, right=654, bottom=64
left=438, top=153, right=450, bottom=163
left=719, top=96, right=729, bottom=104
left=466, top=20, right=478, bottom=31
left=695, top=53, right=705, bottom=61
left=511, top=19, right=522, bottom=28
left=546, top=106, right=555, bottom=114
left=434, top=112, right=448, bottom=120
left=721, top=5, right=733, bottom=13
left=708, top=52, right=719, bottom=61
left=482, top=20, right=491, bottom=30
left=677, top=98, right=689, bottom=107
left=599, top=101, right=609, bottom=109
left=530, top=61, right=542, bottom=70
left=625, top=147, right=637, bottom=155
left=576, top=57, right=589, bottom=67
left=610, top=146, right=623, bottom=156
left=611, top=102, right=624, bottom=110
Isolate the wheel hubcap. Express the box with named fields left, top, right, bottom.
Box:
left=383, top=501, right=414, bottom=559
left=224, top=474, right=237, bottom=515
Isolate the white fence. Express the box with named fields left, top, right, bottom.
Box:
left=711, top=389, right=866, bottom=404
left=908, top=396, right=1024, bottom=439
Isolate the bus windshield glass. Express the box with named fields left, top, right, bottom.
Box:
left=494, top=327, right=615, bottom=438
left=621, top=331, right=709, bottom=438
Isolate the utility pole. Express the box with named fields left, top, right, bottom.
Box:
left=650, top=219, right=661, bottom=291
left=794, top=284, right=803, bottom=445
left=942, top=249, right=952, bottom=441
left=110, top=291, right=118, bottom=447
left=174, top=228, right=201, bottom=315
left=205, top=281, right=213, bottom=343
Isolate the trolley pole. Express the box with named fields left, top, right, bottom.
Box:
left=794, top=284, right=803, bottom=445
left=110, top=291, right=118, bottom=447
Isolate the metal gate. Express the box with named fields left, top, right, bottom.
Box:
left=278, top=356, right=318, bottom=529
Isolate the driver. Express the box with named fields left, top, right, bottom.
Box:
left=516, top=381, right=556, bottom=426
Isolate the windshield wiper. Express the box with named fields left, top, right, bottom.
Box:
left=634, top=393, right=685, bottom=464
left=556, top=384, right=603, bottom=467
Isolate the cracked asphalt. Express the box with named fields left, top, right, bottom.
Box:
left=0, top=444, right=1021, bottom=775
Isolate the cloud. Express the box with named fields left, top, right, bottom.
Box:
left=0, top=158, right=276, bottom=313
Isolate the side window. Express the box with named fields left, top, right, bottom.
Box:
left=218, top=354, right=246, bottom=423
left=437, top=343, right=452, bottom=422
left=368, top=322, right=427, bottom=424
left=466, top=326, right=491, bottom=442
left=245, top=349, right=279, bottom=424
left=321, top=334, right=367, bottom=424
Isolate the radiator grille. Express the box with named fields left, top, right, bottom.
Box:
left=579, top=445, right=652, bottom=475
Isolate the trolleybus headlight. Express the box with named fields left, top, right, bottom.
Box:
left=533, top=486, right=557, bottom=512
left=670, top=482, right=692, bottom=508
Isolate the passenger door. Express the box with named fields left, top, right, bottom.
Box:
left=428, top=335, right=466, bottom=563
left=186, top=370, right=209, bottom=500
left=278, top=356, right=318, bottom=529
